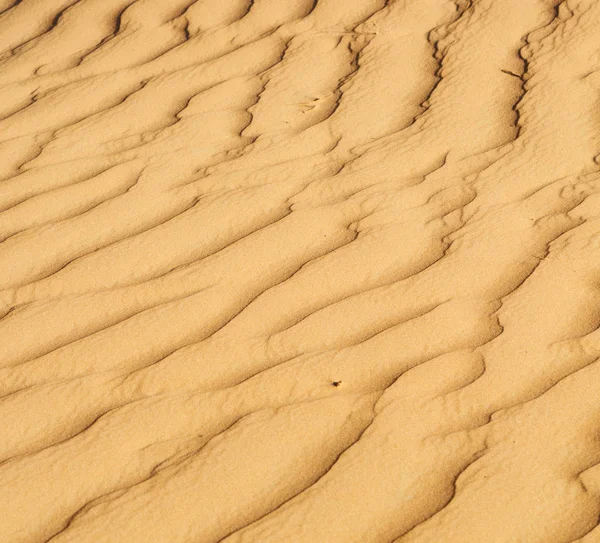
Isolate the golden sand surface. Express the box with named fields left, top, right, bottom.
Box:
left=1, top=0, right=600, bottom=541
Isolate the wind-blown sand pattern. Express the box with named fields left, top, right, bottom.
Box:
left=1, top=0, right=600, bottom=541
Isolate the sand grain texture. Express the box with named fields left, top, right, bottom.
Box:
left=1, top=0, right=600, bottom=541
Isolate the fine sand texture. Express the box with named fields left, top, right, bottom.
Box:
left=2, top=0, right=600, bottom=541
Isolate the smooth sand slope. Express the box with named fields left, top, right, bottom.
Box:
left=1, top=0, right=600, bottom=541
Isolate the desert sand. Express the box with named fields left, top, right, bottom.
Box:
left=1, top=0, right=600, bottom=541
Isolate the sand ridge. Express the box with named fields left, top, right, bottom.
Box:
left=1, top=0, right=600, bottom=541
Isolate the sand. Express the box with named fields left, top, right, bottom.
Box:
left=1, top=0, right=600, bottom=541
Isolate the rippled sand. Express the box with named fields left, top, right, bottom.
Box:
left=1, top=0, right=600, bottom=541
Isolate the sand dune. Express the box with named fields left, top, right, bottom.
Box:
left=1, top=0, right=600, bottom=541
